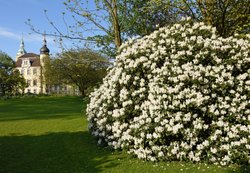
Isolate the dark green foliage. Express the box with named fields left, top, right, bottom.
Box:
left=0, top=51, right=27, bottom=97
left=44, top=49, right=110, bottom=97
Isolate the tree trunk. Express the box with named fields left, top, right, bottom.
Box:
left=104, top=0, right=122, bottom=49
left=112, top=0, right=122, bottom=48
left=80, top=88, right=85, bottom=98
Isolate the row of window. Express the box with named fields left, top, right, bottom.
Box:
left=20, top=68, right=38, bottom=75
left=27, top=89, right=37, bottom=94
left=27, top=79, right=38, bottom=87
left=51, top=85, right=68, bottom=91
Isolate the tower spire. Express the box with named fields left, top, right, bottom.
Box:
left=40, top=32, right=50, bottom=55
left=43, top=32, right=47, bottom=46
left=16, top=33, right=27, bottom=60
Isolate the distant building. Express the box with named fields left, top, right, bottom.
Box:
left=15, top=35, right=79, bottom=95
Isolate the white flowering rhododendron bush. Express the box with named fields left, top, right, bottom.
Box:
left=87, top=18, right=250, bottom=166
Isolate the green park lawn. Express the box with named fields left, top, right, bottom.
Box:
left=0, top=96, right=249, bottom=173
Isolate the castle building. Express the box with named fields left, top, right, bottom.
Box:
left=15, top=35, right=49, bottom=94
left=15, top=35, right=79, bottom=95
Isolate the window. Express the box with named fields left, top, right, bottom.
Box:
left=33, top=68, right=37, bottom=75
left=33, top=79, right=37, bottom=86
left=23, top=60, right=29, bottom=66
left=27, top=80, right=31, bottom=86
left=21, top=69, right=24, bottom=75
left=33, top=89, right=37, bottom=94
left=27, top=89, right=31, bottom=93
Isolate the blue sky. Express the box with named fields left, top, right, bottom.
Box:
left=0, top=0, right=97, bottom=60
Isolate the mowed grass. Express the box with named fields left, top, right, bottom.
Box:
left=0, top=96, right=249, bottom=173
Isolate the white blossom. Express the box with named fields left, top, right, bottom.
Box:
left=87, top=19, right=250, bottom=166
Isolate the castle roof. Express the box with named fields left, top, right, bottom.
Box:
left=18, top=53, right=39, bottom=58
left=40, top=45, right=50, bottom=54
left=16, top=53, right=41, bottom=67
left=40, top=34, right=50, bottom=54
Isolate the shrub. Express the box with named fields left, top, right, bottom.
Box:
left=87, top=18, right=250, bottom=166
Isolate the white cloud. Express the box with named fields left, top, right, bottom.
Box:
left=0, top=26, right=54, bottom=43
left=25, top=33, right=49, bottom=42
left=0, top=26, right=73, bottom=55
left=0, top=27, right=20, bottom=40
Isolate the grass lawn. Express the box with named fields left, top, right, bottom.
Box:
left=0, top=96, right=249, bottom=173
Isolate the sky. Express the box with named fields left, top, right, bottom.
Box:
left=0, top=0, right=95, bottom=60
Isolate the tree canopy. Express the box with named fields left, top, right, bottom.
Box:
left=148, top=0, right=250, bottom=37
left=0, top=51, right=27, bottom=97
left=45, top=49, right=110, bottom=97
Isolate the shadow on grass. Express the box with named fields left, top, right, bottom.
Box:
left=0, top=131, right=122, bottom=173
left=227, top=166, right=250, bottom=173
left=0, top=132, right=249, bottom=173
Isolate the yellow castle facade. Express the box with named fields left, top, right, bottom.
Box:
left=15, top=35, right=79, bottom=95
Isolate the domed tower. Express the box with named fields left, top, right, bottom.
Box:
left=40, top=33, right=50, bottom=66
left=40, top=33, right=50, bottom=94
left=16, top=36, right=27, bottom=61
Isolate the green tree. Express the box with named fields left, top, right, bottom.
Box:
left=0, top=51, right=26, bottom=96
left=118, top=0, right=179, bottom=36
left=198, top=0, right=249, bottom=37
left=45, top=49, right=110, bottom=97
left=148, top=0, right=250, bottom=37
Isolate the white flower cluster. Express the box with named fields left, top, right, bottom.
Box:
left=87, top=18, right=250, bottom=166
